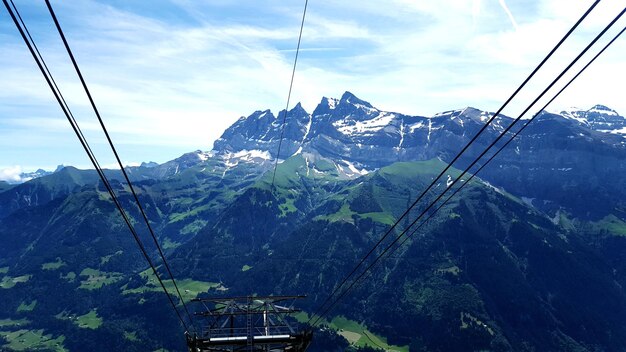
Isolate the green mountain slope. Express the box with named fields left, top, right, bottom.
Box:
left=0, top=158, right=625, bottom=351
left=225, top=160, right=626, bottom=351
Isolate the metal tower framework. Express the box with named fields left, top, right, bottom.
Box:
left=186, top=295, right=312, bottom=352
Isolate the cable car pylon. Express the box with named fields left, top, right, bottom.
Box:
left=186, top=296, right=312, bottom=352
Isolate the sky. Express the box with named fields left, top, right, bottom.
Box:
left=0, top=0, right=625, bottom=181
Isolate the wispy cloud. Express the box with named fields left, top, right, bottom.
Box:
left=0, top=0, right=624, bottom=170
left=498, top=0, right=519, bottom=30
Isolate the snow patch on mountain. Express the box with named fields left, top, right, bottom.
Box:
left=599, top=126, right=626, bottom=137
left=327, top=98, right=338, bottom=109
left=433, top=109, right=464, bottom=118
left=295, top=113, right=313, bottom=155
left=335, top=160, right=370, bottom=178
left=397, top=122, right=405, bottom=151
left=409, top=121, right=425, bottom=132
left=453, top=108, right=468, bottom=127
left=197, top=151, right=213, bottom=161
left=225, top=149, right=272, bottom=162
left=333, top=112, right=396, bottom=135
left=561, top=107, right=591, bottom=126
left=257, top=110, right=270, bottom=119
left=427, top=119, right=433, bottom=143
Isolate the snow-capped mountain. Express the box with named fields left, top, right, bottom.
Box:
left=561, top=104, right=626, bottom=135
left=210, top=91, right=626, bottom=218
left=213, top=103, right=311, bottom=159
left=213, top=92, right=515, bottom=176
left=2, top=93, right=626, bottom=352
left=13, top=92, right=624, bottom=218
left=213, top=91, right=625, bottom=173
left=16, top=165, right=64, bottom=183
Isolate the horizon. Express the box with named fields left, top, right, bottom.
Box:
left=1, top=89, right=621, bottom=181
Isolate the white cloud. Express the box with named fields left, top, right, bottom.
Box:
left=0, top=0, right=624, bottom=170
left=0, top=165, right=24, bottom=183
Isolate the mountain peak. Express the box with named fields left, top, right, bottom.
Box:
left=277, top=102, right=309, bottom=122
left=249, top=109, right=273, bottom=120
left=289, top=102, right=307, bottom=115
left=313, top=97, right=339, bottom=116
left=321, top=96, right=338, bottom=109
left=560, top=105, right=624, bottom=133
left=588, top=104, right=620, bottom=117
left=561, top=105, right=621, bottom=118
left=340, top=91, right=374, bottom=109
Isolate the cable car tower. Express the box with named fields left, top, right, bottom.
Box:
left=186, top=295, right=312, bottom=351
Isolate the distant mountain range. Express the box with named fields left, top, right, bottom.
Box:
left=17, top=92, right=626, bottom=185
left=0, top=92, right=625, bottom=351
left=0, top=165, right=64, bottom=185
left=19, top=92, right=626, bottom=219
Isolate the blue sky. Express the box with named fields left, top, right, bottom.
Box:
left=0, top=0, right=625, bottom=181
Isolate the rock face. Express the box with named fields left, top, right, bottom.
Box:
left=212, top=91, right=626, bottom=219
left=9, top=92, right=626, bottom=219
left=213, top=103, right=311, bottom=159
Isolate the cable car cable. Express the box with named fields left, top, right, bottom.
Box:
left=271, top=0, right=309, bottom=188
left=3, top=0, right=190, bottom=332
left=307, top=0, right=601, bottom=325
left=44, top=0, right=196, bottom=330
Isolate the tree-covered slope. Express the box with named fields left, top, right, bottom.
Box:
left=1, top=93, right=626, bottom=351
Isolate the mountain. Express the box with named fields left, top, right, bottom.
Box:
left=0, top=166, right=103, bottom=219
left=561, top=104, right=626, bottom=133
left=0, top=165, right=65, bottom=185
left=0, top=181, right=12, bottom=192
left=0, top=92, right=625, bottom=352
left=215, top=91, right=626, bottom=219
left=18, top=167, right=55, bottom=183
left=239, top=160, right=626, bottom=351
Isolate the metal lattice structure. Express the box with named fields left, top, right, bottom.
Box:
left=186, top=296, right=312, bottom=352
